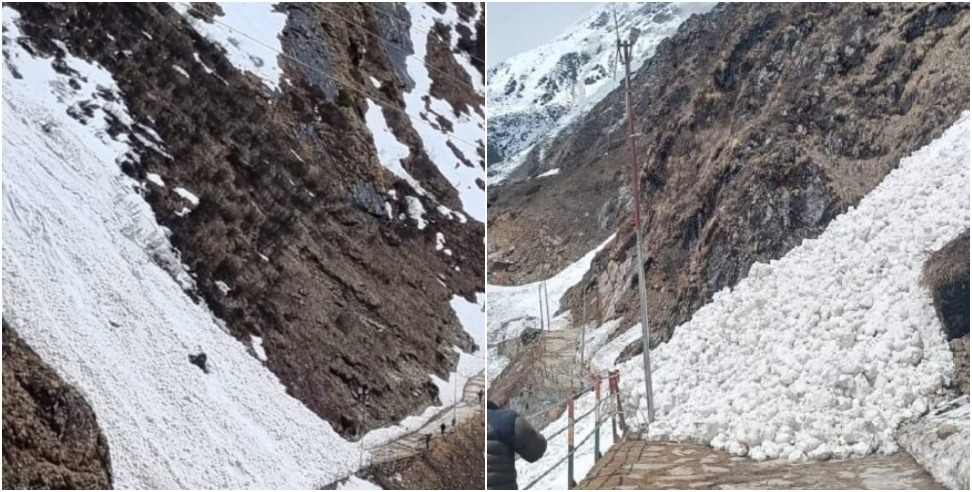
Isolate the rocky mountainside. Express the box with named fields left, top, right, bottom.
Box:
left=3, top=2, right=484, bottom=487
left=488, top=3, right=969, bottom=359
left=486, top=2, right=697, bottom=183
left=2, top=321, right=112, bottom=489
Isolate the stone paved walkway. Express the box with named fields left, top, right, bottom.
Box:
left=579, top=440, right=944, bottom=489
left=369, top=371, right=484, bottom=464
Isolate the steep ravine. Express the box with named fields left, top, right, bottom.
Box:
left=488, top=2, right=969, bottom=362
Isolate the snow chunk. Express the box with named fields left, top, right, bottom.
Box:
left=405, top=195, right=427, bottom=230
left=250, top=335, right=268, bottom=362
left=146, top=173, right=165, bottom=187
left=536, top=168, right=560, bottom=178
left=215, top=280, right=231, bottom=295
left=173, top=186, right=200, bottom=206
left=171, top=64, right=190, bottom=79
left=337, top=475, right=383, bottom=490
left=435, top=232, right=446, bottom=251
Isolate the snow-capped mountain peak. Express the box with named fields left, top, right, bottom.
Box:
left=487, top=3, right=700, bottom=183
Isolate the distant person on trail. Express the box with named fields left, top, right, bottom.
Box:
left=440, top=422, right=446, bottom=435
left=487, top=400, right=547, bottom=490
left=478, top=389, right=484, bottom=403
left=425, top=433, right=431, bottom=450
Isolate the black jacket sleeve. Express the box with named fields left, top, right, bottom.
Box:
left=513, top=415, right=547, bottom=463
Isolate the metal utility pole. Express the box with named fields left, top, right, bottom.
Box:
left=579, top=292, right=587, bottom=370
left=543, top=281, right=552, bottom=330
left=615, top=10, right=654, bottom=425
left=538, top=284, right=545, bottom=331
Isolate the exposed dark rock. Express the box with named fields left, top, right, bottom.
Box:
left=2, top=321, right=113, bottom=489
left=923, top=230, right=970, bottom=394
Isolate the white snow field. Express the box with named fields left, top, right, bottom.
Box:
left=403, top=2, right=486, bottom=223
left=173, top=2, right=287, bottom=91
left=2, top=10, right=359, bottom=488
left=611, top=113, right=971, bottom=462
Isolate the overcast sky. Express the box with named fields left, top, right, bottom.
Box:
left=486, top=2, right=597, bottom=68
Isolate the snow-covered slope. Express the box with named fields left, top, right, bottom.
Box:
left=516, top=111, right=970, bottom=489
left=611, top=113, right=970, bottom=461
left=1, top=9, right=357, bottom=488
left=172, top=2, right=286, bottom=91
left=487, top=2, right=706, bottom=183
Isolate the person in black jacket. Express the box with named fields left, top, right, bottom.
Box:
left=487, top=400, right=547, bottom=490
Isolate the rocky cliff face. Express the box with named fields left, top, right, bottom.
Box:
left=6, top=0, right=484, bottom=443
left=2, top=321, right=113, bottom=489
left=488, top=3, right=969, bottom=362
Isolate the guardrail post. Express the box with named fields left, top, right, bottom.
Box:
left=611, top=370, right=627, bottom=437
left=567, top=396, right=576, bottom=489
left=594, top=377, right=602, bottom=462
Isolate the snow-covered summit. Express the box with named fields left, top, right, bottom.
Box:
left=487, top=3, right=703, bottom=183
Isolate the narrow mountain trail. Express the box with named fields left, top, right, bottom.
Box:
left=579, top=440, right=941, bottom=490
left=369, top=371, right=485, bottom=465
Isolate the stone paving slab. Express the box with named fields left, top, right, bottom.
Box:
left=579, top=440, right=944, bottom=489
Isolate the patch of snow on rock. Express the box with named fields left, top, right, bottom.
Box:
left=173, top=186, right=200, bottom=206
left=405, top=195, right=427, bottom=230
left=173, top=2, right=286, bottom=91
